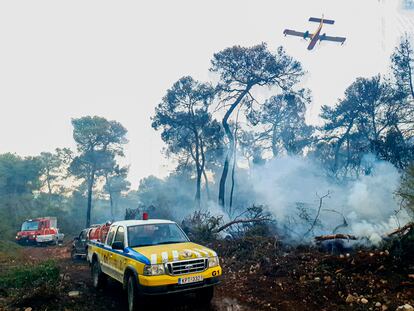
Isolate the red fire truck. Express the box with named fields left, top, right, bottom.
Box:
left=16, top=217, right=64, bottom=245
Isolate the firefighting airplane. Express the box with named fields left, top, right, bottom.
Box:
left=283, top=16, right=346, bottom=50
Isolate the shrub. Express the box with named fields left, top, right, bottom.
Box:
left=0, top=260, right=60, bottom=290
left=181, top=210, right=223, bottom=242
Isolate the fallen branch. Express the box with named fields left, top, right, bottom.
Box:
left=215, top=218, right=271, bottom=233
left=387, top=222, right=414, bottom=237
left=303, top=191, right=330, bottom=239
left=314, top=234, right=358, bottom=242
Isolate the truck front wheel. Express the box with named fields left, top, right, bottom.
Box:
left=127, top=275, right=140, bottom=311
left=91, top=260, right=106, bottom=289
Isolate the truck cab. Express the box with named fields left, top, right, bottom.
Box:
left=87, top=219, right=222, bottom=311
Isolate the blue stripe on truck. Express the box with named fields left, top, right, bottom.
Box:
left=88, top=241, right=150, bottom=265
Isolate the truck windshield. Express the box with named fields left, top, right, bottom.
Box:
left=128, top=223, right=189, bottom=248
left=21, top=221, right=39, bottom=231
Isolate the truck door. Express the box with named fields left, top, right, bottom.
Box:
left=101, top=226, right=117, bottom=276
left=111, top=226, right=126, bottom=282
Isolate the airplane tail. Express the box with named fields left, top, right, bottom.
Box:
left=309, top=17, right=335, bottom=24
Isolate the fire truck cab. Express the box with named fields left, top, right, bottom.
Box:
left=16, top=217, right=64, bottom=245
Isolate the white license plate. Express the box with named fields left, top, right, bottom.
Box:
left=178, top=275, right=203, bottom=284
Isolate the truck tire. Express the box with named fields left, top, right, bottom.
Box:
left=91, top=259, right=106, bottom=289
left=127, top=274, right=140, bottom=311
left=197, top=286, right=214, bottom=305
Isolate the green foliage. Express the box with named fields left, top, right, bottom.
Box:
left=38, top=148, right=72, bottom=194
left=211, top=44, right=303, bottom=89
left=0, top=240, right=22, bottom=262
left=317, top=75, right=412, bottom=175
left=391, top=34, right=414, bottom=99
left=70, top=116, right=128, bottom=227
left=0, top=154, right=43, bottom=238
left=181, top=210, right=223, bottom=243
left=210, top=43, right=305, bottom=209
left=152, top=76, right=223, bottom=205
left=0, top=260, right=59, bottom=290
left=251, top=91, right=314, bottom=157
left=0, top=153, right=42, bottom=195
left=136, top=173, right=195, bottom=219
left=72, top=116, right=128, bottom=155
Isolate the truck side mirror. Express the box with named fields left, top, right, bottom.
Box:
left=112, top=241, right=124, bottom=250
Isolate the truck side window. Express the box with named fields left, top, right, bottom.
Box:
left=114, top=226, right=125, bottom=247
left=106, top=226, right=117, bottom=246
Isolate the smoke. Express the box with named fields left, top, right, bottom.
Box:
left=130, top=153, right=410, bottom=245
left=245, top=154, right=410, bottom=244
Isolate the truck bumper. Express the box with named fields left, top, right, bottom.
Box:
left=137, top=276, right=220, bottom=295
left=36, top=234, right=55, bottom=243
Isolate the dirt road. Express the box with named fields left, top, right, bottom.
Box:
left=16, top=244, right=247, bottom=311
left=5, top=238, right=413, bottom=311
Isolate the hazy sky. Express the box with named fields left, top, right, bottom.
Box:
left=0, top=0, right=413, bottom=188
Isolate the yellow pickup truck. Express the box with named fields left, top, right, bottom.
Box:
left=87, top=219, right=222, bottom=311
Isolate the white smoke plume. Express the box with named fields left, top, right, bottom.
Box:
left=245, top=155, right=410, bottom=244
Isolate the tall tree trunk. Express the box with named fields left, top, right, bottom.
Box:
left=109, top=192, right=114, bottom=221
left=229, top=108, right=241, bottom=215
left=193, top=130, right=202, bottom=208
left=218, top=89, right=250, bottom=208
left=333, top=119, right=354, bottom=174
left=202, top=170, right=211, bottom=200
left=407, top=54, right=414, bottom=99
left=218, top=156, right=230, bottom=208
left=105, top=175, right=114, bottom=221
left=195, top=167, right=202, bottom=208
left=199, top=137, right=210, bottom=200
left=229, top=152, right=237, bottom=216
left=271, top=124, right=278, bottom=158
left=46, top=175, right=52, bottom=195
left=86, top=170, right=95, bottom=228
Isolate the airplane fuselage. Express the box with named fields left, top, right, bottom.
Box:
left=308, top=18, right=324, bottom=50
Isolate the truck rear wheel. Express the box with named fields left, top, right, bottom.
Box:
left=127, top=275, right=140, bottom=311
left=91, top=260, right=106, bottom=289
left=197, top=286, right=214, bottom=305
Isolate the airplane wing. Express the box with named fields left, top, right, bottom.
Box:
left=309, top=17, right=335, bottom=24
left=283, top=29, right=310, bottom=38
left=321, top=35, right=346, bottom=44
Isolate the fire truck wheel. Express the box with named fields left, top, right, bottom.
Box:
left=91, top=260, right=106, bottom=289
left=127, top=275, right=140, bottom=311
left=196, top=286, right=214, bottom=305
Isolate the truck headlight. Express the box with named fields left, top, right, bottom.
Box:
left=208, top=256, right=219, bottom=268
left=143, top=264, right=165, bottom=276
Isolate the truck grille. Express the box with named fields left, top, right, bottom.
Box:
left=166, top=258, right=208, bottom=275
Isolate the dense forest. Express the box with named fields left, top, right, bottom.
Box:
left=1, top=37, right=414, bottom=241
